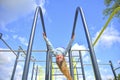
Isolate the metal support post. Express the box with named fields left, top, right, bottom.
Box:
left=109, top=61, right=117, bottom=80
left=31, top=62, right=35, bottom=80
left=22, top=7, right=39, bottom=80
left=79, top=7, right=101, bottom=80
left=11, top=48, right=20, bottom=80
left=35, top=65, right=38, bottom=80
left=45, top=51, right=50, bottom=80
left=49, top=53, right=52, bottom=80
left=68, top=49, right=74, bottom=80
left=79, top=51, right=85, bottom=80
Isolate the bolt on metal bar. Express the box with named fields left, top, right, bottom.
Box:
left=11, top=48, right=20, bottom=80
left=0, top=38, right=18, bottom=57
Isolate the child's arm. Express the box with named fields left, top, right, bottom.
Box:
left=43, top=33, right=55, bottom=52
left=64, top=35, right=75, bottom=55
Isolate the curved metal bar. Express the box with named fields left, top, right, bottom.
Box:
left=38, top=7, right=47, bottom=36
left=22, top=6, right=48, bottom=80
left=70, top=7, right=101, bottom=80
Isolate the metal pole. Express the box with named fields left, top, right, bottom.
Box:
left=22, top=7, right=39, bottom=80
left=76, top=67, right=79, bottom=80
left=68, top=49, right=74, bottom=80
left=50, top=53, right=52, bottom=80
left=31, top=62, right=35, bottom=80
left=114, top=67, right=120, bottom=71
left=45, top=51, right=50, bottom=80
left=1, top=38, right=18, bottom=57
left=35, top=65, right=38, bottom=80
left=79, top=7, right=101, bottom=80
left=0, top=33, right=2, bottom=39
left=11, top=48, right=20, bottom=80
left=109, top=61, right=117, bottom=80
left=79, top=51, right=85, bottom=80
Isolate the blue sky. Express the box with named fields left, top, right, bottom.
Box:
left=0, top=0, right=120, bottom=80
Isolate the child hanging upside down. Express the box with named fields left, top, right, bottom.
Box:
left=43, top=33, right=75, bottom=80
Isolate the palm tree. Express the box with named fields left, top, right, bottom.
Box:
left=103, top=0, right=120, bottom=18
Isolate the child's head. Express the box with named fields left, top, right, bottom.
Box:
left=56, top=54, right=64, bottom=62
left=56, top=47, right=65, bottom=55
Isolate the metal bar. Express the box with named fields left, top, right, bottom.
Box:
left=22, top=6, right=39, bottom=80
left=17, top=60, right=46, bottom=62
left=83, top=63, right=110, bottom=66
left=71, top=7, right=78, bottom=39
left=35, top=65, right=38, bottom=80
left=0, top=38, right=18, bottom=57
left=79, top=7, right=101, bottom=80
left=39, top=7, right=47, bottom=35
left=76, top=67, right=79, bottom=80
left=114, top=67, right=120, bottom=71
left=79, top=51, right=85, bottom=80
left=68, top=50, right=74, bottom=80
left=50, top=53, right=52, bottom=80
left=93, top=7, right=120, bottom=46
left=11, top=48, right=20, bottom=80
left=0, top=33, right=2, bottom=39
left=45, top=51, right=50, bottom=80
left=19, top=46, right=26, bottom=55
left=20, top=46, right=36, bottom=62
left=109, top=61, right=117, bottom=80
left=52, top=73, right=83, bottom=75
left=0, top=49, right=89, bottom=52
left=31, top=62, right=35, bottom=80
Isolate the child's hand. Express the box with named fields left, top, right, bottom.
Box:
left=72, top=34, right=75, bottom=40
left=43, top=32, right=46, bottom=38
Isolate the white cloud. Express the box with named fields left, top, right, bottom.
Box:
left=18, top=37, right=28, bottom=46
left=100, top=67, right=114, bottom=80
left=71, top=43, right=87, bottom=56
left=0, top=0, right=46, bottom=32
left=0, top=48, right=23, bottom=80
left=93, top=23, right=120, bottom=47
left=0, top=48, right=35, bottom=80
left=13, top=35, right=18, bottom=39
left=0, top=48, right=16, bottom=64
left=12, top=35, right=28, bottom=46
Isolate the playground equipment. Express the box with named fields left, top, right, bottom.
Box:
left=93, top=7, right=120, bottom=46
left=0, top=6, right=120, bottom=80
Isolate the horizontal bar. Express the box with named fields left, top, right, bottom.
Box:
left=114, top=67, right=120, bottom=71
left=17, top=60, right=46, bottom=62
left=0, top=49, right=89, bottom=53
left=0, top=49, right=47, bottom=52
left=52, top=73, right=83, bottom=75
left=83, top=63, right=110, bottom=65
